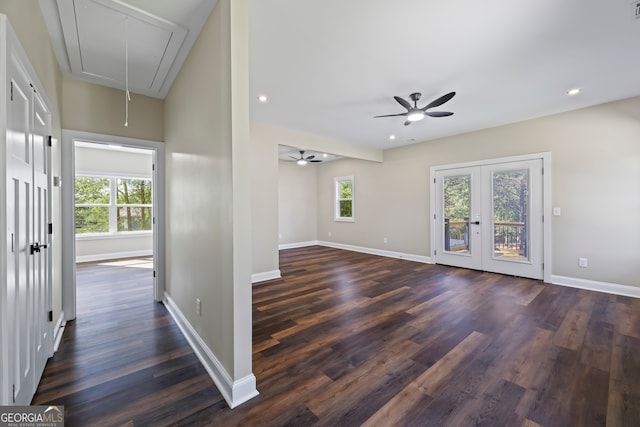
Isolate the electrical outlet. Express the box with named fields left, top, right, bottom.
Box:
left=196, top=298, right=201, bottom=315
left=383, top=237, right=388, bottom=244
left=579, top=258, right=588, bottom=268
left=328, top=231, right=332, bottom=237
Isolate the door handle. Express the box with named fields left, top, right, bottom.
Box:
left=470, top=221, right=480, bottom=225
left=30, top=242, right=48, bottom=254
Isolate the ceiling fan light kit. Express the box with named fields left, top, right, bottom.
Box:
left=289, top=150, right=323, bottom=165
left=374, top=91, right=456, bottom=127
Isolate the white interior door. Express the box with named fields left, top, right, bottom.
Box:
left=7, top=60, right=36, bottom=405
left=434, top=158, right=544, bottom=280
left=5, top=52, right=52, bottom=405
left=31, top=91, right=52, bottom=384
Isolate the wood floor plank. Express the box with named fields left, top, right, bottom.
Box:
left=32, top=248, right=640, bottom=425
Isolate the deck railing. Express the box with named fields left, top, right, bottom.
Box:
left=444, top=218, right=527, bottom=256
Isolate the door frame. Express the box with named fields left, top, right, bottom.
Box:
left=61, top=130, right=165, bottom=321
left=430, top=152, right=552, bottom=283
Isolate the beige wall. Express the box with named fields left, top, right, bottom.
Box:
left=250, top=124, right=279, bottom=274
left=63, top=78, right=164, bottom=142
left=0, top=1, right=64, bottom=322
left=278, top=160, right=318, bottom=245
left=164, top=0, right=252, bottom=383
left=250, top=122, right=383, bottom=275
left=314, top=97, right=640, bottom=287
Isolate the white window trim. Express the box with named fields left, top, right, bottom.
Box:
left=334, top=176, right=355, bottom=222
left=75, top=174, right=153, bottom=235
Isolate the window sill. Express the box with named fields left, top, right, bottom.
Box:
left=334, top=217, right=355, bottom=223
left=76, top=231, right=152, bottom=241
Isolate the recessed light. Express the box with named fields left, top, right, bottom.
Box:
left=566, top=88, right=581, bottom=96
left=257, top=94, right=269, bottom=103
left=389, top=134, right=396, bottom=140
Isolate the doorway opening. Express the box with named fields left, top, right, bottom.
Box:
left=73, top=141, right=155, bottom=313
left=430, top=153, right=552, bottom=282
left=61, top=130, right=165, bottom=323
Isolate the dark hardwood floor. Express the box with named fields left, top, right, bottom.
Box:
left=34, top=247, right=640, bottom=426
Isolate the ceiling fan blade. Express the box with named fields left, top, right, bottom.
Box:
left=288, top=155, right=298, bottom=160
left=373, top=113, right=408, bottom=118
left=404, top=120, right=412, bottom=126
left=394, top=96, right=412, bottom=111
left=426, top=111, right=454, bottom=117
left=422, top=91, right=456, bottom=111
left=310, top=160, right=323, bottom=163
left=305, top=155, right=315, bottom=160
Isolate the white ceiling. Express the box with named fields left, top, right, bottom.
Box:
left=41, top=1, right=640, bottom=150
left=41, top=0, right=217, bottom=99
left=249, top=0, right=640, bottom=150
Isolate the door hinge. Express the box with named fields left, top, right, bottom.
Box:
left=47, top=135, right=52, bottom=147
left=13, top=384, right=15, bottom=403
left=433, top=213, right=436, bottom=220
left=434, top=250, right=437, bottom=256
left=153, top=270, right=156, bottom=278
left=11, top=233, right=14, bottom=252
left=10, top=81, right=13, bottom=101
left=153, top=217, right=155, bottom=225
left=48, top=310, right=53, bottom=322
left=433, top=177, right=436, bottom=184
left=542, top=167, right=544, bottom=175
left=48, top=223, right=53, bottom=234
left=152, top=163, right=155, bottom=171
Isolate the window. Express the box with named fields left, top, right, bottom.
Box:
left=75, top=175, right=152, bottom=235
left=117, top=178, right=153, bottom=232
left=334, top=176, right=354, bottom=221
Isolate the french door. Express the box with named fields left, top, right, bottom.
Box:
left=434, top=158, right=544, bottom=280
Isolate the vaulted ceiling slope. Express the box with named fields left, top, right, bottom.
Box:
left=41, top=1, right=640, bottom=150
left=40, top=0, right=217, bottom=99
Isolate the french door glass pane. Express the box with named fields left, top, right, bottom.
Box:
left=443, top=175, right=471, bottom=254
left=492, top=169, right=529, bottom=261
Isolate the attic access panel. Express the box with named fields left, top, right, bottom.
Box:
left=56, top=0, right=187, bottom=96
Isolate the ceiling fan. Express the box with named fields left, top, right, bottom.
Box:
left=288, top=150, right=322, bottom=165
left=374, top=91, right=456, bottom=126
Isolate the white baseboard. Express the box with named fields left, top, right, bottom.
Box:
left=52, top=312, right=66, bottom=353
left=316, top=241, right=432, bottom=264
left=76, top=250, right=153, bottom=263
left=552, top=275, right=640, bottom=298
left=278, top=241, right=319, bottom=250
left=251, top=270, right=281, bottom=283
left=163, top=295, right=259, bottom=408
